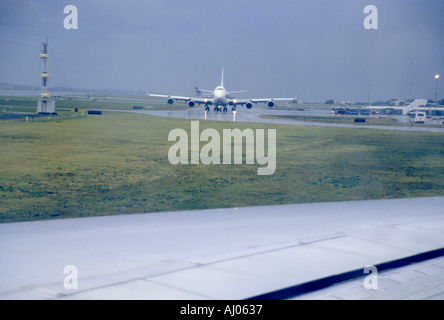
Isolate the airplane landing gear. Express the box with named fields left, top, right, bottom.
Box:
left=231, top=106, right=237, bottom=112
left=223, top=107, right=227, bottom=112
left=205, top=105, right=210, bottom=111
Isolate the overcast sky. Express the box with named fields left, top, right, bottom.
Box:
left=0, top=0, right=443, bottom=102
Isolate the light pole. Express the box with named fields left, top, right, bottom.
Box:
left=436, top=75, right=440, bottom=115
left=368, top=85, right=371, bottom=107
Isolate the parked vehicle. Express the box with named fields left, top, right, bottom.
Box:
left=409, top=112, right=426, bottom=124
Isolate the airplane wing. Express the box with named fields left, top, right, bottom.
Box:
left=228, top=90, right=247, bottom=95
left=149, top=94, right=192, bottom=101
left=2, top=196, right=444, bottom=300
left=232, top=97, right=295, bottom=107
left=252, top=98, right=294, bottom=103
left=148, top=93, right=212, bottom=106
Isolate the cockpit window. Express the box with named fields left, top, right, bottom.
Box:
left=217, top=87, right=223, bottom=90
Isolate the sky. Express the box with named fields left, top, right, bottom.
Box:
left=0, top=0, right=443, bottom=103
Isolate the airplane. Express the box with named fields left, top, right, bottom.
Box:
left=195, top=87, right=211, bottom=98
left=148, top=68, right=295, bottom=112
left=195, top=85, right=246, bottom=99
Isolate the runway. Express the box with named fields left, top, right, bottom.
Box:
left=121, top=106, right=444, bottom=133
left=1, top=197, right=444, bottom=300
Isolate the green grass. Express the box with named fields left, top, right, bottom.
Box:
left=1, top=112, right=444, bottom=223
left=0, top=95, right=190, bottom=111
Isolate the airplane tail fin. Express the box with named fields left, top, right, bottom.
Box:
left=221, top=67, right=224, bottom=87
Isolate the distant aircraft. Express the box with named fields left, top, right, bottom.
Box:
left=195, top=87, right=204, bottom=96
left=148, top=68, right=295, bottom=112
left=195, top=87, right=211, bottom=98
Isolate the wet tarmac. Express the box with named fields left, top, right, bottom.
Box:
left=121, top=106, right=444, bottom=133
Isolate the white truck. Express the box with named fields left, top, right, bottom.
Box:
left=409, top=112, right=426, bottom=124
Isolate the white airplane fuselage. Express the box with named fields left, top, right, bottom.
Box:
left=212, top=86, right=229, bottom=107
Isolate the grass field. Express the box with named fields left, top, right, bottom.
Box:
left=1, top=111, right=444, bottom=223
left=0, top=95, right=190, bottom=111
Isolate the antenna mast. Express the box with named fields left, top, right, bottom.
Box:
left=40, top=38, right=51, bottom=98
left=37, top=38, right=56, bottom=114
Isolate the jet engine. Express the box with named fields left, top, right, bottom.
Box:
left=246, top=101, right=253, bottom=109
left=188, top=100, right=196, bottom=107
left=167, top=98, right=174, bottom=105
left=267, top=100, right=275, bottom=107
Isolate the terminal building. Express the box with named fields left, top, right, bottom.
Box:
left=364, top=99, right=443, bottom=116
left=332, top=99, right=443, bottom=119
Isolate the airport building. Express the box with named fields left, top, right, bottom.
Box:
left=365, top=99, right=443, bottom=116
left=332, top=99, right=443, bottom=117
